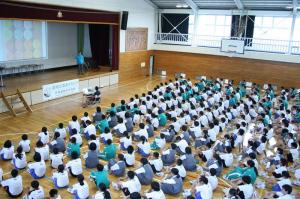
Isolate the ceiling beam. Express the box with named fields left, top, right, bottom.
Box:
left=184, top=0, right=198, bottom=13
left=143, top=0, right=158, bottom=9
left=233, top=0, right=244, bottom=10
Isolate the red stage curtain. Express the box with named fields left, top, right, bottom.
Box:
left=112, top=25, right=119, bottom=70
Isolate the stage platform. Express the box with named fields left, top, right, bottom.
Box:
left=0, top=66, right=114, bottom=96
left=0, top=66, right=119, bottom=114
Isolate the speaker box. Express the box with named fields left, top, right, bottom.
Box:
left=121, top=11, right=128, bottom=30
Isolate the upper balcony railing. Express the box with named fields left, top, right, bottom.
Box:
left=155, top=33, right=300, bottom=55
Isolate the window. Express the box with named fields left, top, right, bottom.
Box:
left=197, top=15, right=232, bottom=37
left=0, top=20, right=47, bottom=62
left=253, top=16, right=292, bottom=40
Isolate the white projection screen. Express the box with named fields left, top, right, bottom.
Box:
left=0, top=20, right=47, bottom=62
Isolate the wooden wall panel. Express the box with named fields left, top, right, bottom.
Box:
left=119, top=51, right=153, bottom=82
left=153, top=50, right=300, bottom=87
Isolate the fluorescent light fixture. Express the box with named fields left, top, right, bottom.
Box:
left=286, top=5, right=300, bottom=9
left=176, top=4, right=182, bottom=8
left=182, top=4, right=188, bottom=8
left=176, top=4, right=188, bottom=8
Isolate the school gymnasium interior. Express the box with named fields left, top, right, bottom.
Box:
left=0, top=0, right=300, bottom=199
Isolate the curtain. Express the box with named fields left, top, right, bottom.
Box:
left=77, top=23, right=85, bottom=53
left=89, top=24, right=110, bottom=66
left=111, top=25, right=119, bottom=70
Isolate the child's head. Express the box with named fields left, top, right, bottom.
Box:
left=31, top=180, right=39, bottom=190
left=21, top=134, right=28, bottom=141
left=97, top=164, right=104, bottom=172
left=54, top=132, right=60, bottom=139
left=84, top=112, right=88, bottom=117
left=185, top=147, right=192, bottom=154
left=281, top=184, right=292, bottom=195
left=118, top=154, right=124, bottom=161
left=71, top=151, right=79, bottom=160
left=4, top=140, right=12, bottom=148
left=241, top=175, right=251, bottom=184
left=104, top=127, right=110, bottom=134
left=171, top=143, right=177, bottom=150
left=36, top=140, right=44, bottom=148
left=199, top=175, right=208, bottom=184
left=151, top=181, right=160, bottom=192
left=127, top=145, right=134, bottom=154
left=72, top=128, right=78, bottom=135
left=49, top=189, right=59, bottom=198
left=141, top=157, right=148, bottom=165
left=53, top=147, right=59, bottom=155
left=41, top=127, right=47, bottom=133
left=127, top=170, right=135, bottom=179
left=153, top=152, right=159, bottom=159
left=86, top=120, right=92, bottom=126
left=90, top=134, right=96, bottom=141
left=57, top=164, right=65, bottom=173
left=177, top=159, right=183, bottom=166
left=11, top=169, right=18, bottom=177
left=70, top=137, right=77, bottom=144
left=89, top=142, right=97, bottom=151
left=58, top=123, right=64, bottom=129
left=33, top=152, right=42, bottom=162
left=107, top=139, right=112, bottom=145
left=209, top=168, right=217, bottom=176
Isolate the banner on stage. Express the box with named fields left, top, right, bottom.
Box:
left=42, top=79, right=79, bottom=101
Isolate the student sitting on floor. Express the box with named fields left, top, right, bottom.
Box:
left=108, top=154, right=126, bottom=177
left=120, top=132, right=132, bottom=150
left=98, top=139, right=117, bottom=161
left=137, top=136, right=151, bottom=157
left=161, top=143, right=177, bottom=166
left=135, top=158, right=154, bottom=185
left=90, top=164, right=110, bottom=188
left=93, top=106, right=103, bottom=124
left=160, top=168, right=183, bottom=195
left=112, top=117, right=127, bottom=137
left=35, top=140, right=49, bottom=161
left=24, top=180, right=44, bottom=199
left=150, top=133, right=166, bottom=150
left=12, top=146, right=27, bottom=170
left=49, top=132, right=66, bottom=153
left=100, top=128, right=113, bottom=144
left=81, top=112, right=91, bottom=128
left=27, top=152, right=46, bottom=179
left=96, top=115, right=109, bottom=134
left=0, top=140, right=14, bottom=160
left=69, top=174, right=89, bottom=199
left=124, top=145, right=135, bottom=167
left=84, top=142, right=98, bottom=169
left=54, top=123, right=67, bottom=140
left=94, top=183, right=111, bottom=199
left=19, top=134, right=30, bottom=153
left=144, top=181, right=166, bottom=199
left=125, top=112, right=134, bottom=133
left=192, top=175, right=213, bottom=199
left=173, top=159, right=187, bottom=180
left=1, top=169, right=23, bottom=198
left=84, top=120, right=96, bottom=140
left=52, top=164, right=69, bottom=188
left=206, top=168, right=218, bottom=191
left=181, top=147, right=197, bottom=171
left=38, top=127, right=50, bottom=145
left=108, top=111, right=118, bottom=128
left=50, top=147, right=64, bottom=169
left=67, top=137, right=80, bottom=157
left=149, top=152, right=163, bottom=175
left=66, top=151, right=83, bottom=177
left=70, top=128, right=83, bottom=146
left=69, top=115, right=81, bottom=135
left=118, top=171, right=141, bottom=197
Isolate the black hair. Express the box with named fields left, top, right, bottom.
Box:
left=151, top=181, right=160, bottom=191
left=49, top=189, right=58, bottom=197
left=21, top=134, right=28, bottom=140
left=57, top=164, right=65, bottom=173
left=97, top=164, right=104, bottom=172
left=15, top=146, right=23, bottom=159
left=33, top=152, right=42, bottom=162
left=3, top=140, right=12, bottom=148
left=31, top=180, right=39, bottom=189
left=89, top=142, right=97, bottom=151
left=11, top=169, right=18, bottom=177
left=77, top=174, right=85, bottom=186
left=71, top=151, right=78, bottom=159
left=127, top=170, right=135, bottom=179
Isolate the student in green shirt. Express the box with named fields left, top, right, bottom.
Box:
left=98, top=139, right=117, bottom=161
left=96, top=115, right=109, bottom=134
left=224, top=160, right=257, bottom=184
left=116, top=100, right=126, bottom=112
left=67, top=137, right=80, bottom=157
left=106, top=103, right=117, bottom=114
left=158, top=110, right=167, bottom=127
left=90, top=164, right=110, bottom=188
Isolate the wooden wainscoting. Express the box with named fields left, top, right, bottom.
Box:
left=152, top=50, right=300, bottom=88
left=119, top=50, right=153, bottom=83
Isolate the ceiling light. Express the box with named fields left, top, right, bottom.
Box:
left=182, top=4, right=189, bottom=8
left=176, top=4, right=182, bottom=8
left=176, top=4, right=188, bottom=8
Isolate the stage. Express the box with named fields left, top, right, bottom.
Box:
left=0, top=66, right=114, bottom=96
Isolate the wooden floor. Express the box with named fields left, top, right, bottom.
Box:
left=0, top=66, right=113, bottom=96
left=0, top=75, right=298, bottom=199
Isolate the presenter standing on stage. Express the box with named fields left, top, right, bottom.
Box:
left=76, top=52, right=84, bottom=75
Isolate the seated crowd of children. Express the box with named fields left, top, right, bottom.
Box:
left=0, top=76, right=299, bottom=199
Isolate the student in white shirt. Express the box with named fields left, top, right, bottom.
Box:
left=0, top=140, right=14, bottom=160
left=25, top=180, right=44, bottom=199
left=124, top=145, right=135, bottom=167
left=134, top=123, right=148, bottom=140
left=49, top=188, right=62, bottom=199
left=55, top=123, right=67, bottom=139
left=175, top=136, right=188, bottom=155
left=69, top=115, right=81, bottom=135
left=52, top=164, right=69, bottom=188
left=1, top=169, right=23, bottom=198
left=145, top=181, right=166, bottom=199
left=12, top=146, right=27, bottom=170
left=50, top=148, right=64, bottom=169
left=149, top=152, right=163, bottom=174
left=35, top=140, right=50, bottom=161
left=70, top=174, right=89, bottom=199
left=207, top=168, right=218, bottom=191
left=219, top=146, right=233, bottom=167
left=0, top=167, right=3, bottom=183
left=276, top=184, right=294, bottom=199
left=28, top=152, right=46, bottom=179
left=193, top=175, right=213, bottom=199
left=84, top=120, right=97, bottom=139
left=100, top=128, right=113, bottom=144
left=94, top=183, right=111, bottom=199
left=19, top=134, right=31, bottom=153
left=237, top=176, right=253, bottom=199
left=81, top=112, right=91, bottom=128
left=137, top=136, right=151, bottom=157
left=70, top=129, right=83, bottom=146
left=120, top=132, right=132, bottom=150
left=120, top=171, right=141, bottom=196
left=112, top=117, right=127, bottom=137
left=174, top=159, right=187, bottom=179
left=66, top=151, right=83, bottom=177
left=38, top=127, right=49, bottom=145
